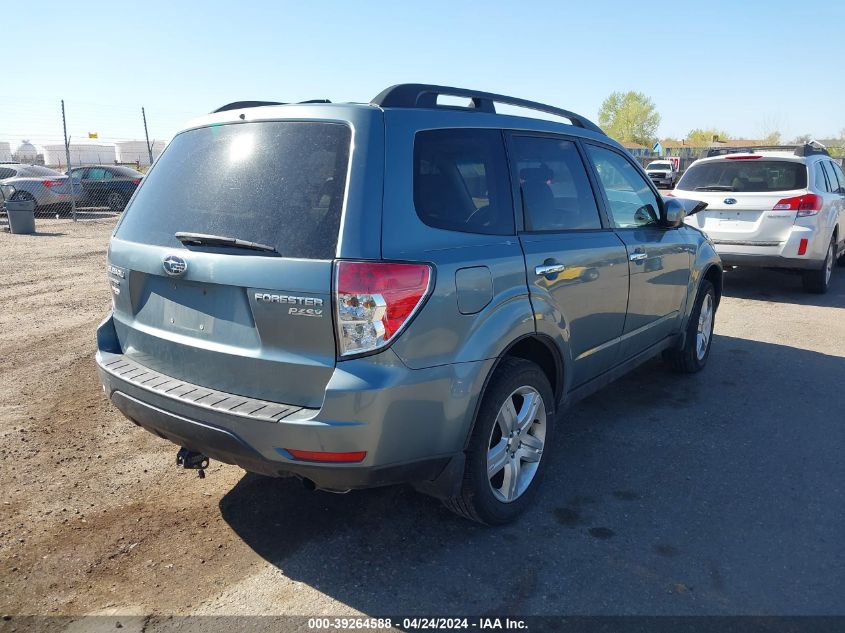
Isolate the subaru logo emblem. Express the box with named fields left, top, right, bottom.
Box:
left=162, top=254, right=187, bottom=277
left=724, top=198, right=737, bottom=205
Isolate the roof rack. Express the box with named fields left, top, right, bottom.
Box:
left=371, top=83, right=605, bottom=135
left=212, top=99, right=332, bottom=113
left=705, top=142, right=829, bottom=158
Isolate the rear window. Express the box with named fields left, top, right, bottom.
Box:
left=677, top=159, right=807, bottom=192
left=413, top=129, right=514, bottom=235
left=113, top=166, right=143, bottom=177
left=115, top=121, right=351, bottom=259
left=0, top=167, right=17, bottom=179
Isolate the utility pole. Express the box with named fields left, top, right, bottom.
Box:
left=61, top=100, right=78, bottom=222
left=142, top=107, right=154, bottom=166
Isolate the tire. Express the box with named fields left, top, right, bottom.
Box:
left=802, top=236, right=835, bottom=294
left=443, top=357, right=554, bottom=525
left=663, top=279, right=716, bottom=374
left=107, top=191, right=126, bottom=212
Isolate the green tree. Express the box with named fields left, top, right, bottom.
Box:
left=762, top=130, right=782, bottom=144
left=686, top=128, right=732, bottom=144
left=598, top=91, right=661, bottom=146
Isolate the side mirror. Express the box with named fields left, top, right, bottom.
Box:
left=663, top=196, right=708, bottom=227
left=663, top=198, right=686, bottom=227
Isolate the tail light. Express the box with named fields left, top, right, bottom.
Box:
left=772, top=193, right=822, bottom=216
left=42, top=179, right=65, bottom=188
left=335, top=260, right=432, bottom=357
left=131, top=178, right=142, bottom=185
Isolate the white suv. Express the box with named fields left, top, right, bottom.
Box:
left=674, top=144, right=845, bottom=293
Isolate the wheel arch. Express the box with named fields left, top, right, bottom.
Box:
left=462, top=333, right=563, bottom=450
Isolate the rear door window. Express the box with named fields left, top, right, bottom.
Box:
left=413, top=129, right=513, bottom=235
left=815, top=162, right=832, bottom=192
left=678, top=159, right=807, bottom=192
left=88, top=167, right=113, bottom=180
left=0, top=167, right=17, bottom=179
left=510, top=136, right=602, bottom=231
left=115, top=121, right=351, bottom=259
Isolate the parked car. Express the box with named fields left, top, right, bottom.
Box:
left=675, top=144, right=845, bottom=293
left=68, top=165, right=143, bottom=211
left=95, top=84, right=722, bottom=524
left=645, top=159, right=678, bottom=189
left=0, top=164, right=83, bottom=216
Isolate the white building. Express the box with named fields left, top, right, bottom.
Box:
left=0, top=142, right=11, bottom=162
left=42, top=142, right=117, bottom=168
left=115, top=140, right=166, bottom=166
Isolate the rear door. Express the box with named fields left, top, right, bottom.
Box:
left=109, top=120, right=352, bottom=408
left=584, top=143, right=691, bottom=359
left=85, top=167, right=112, bottom=205
left=677, top=157, right=808, bottom=247
left=511, top=134, right=629, bottom=387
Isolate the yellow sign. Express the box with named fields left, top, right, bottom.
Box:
left=88, top=132, right=98, bottom=139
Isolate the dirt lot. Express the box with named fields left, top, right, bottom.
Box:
left=2, top=216, right=844, bottom=620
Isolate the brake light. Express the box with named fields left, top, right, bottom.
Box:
left=335, top=260, right=432, bottom=356
left=42, top=179, right=65, bottom=188
left=725, top=155, right=763, bottom=160
left=772, top=193, right=822, bottom=216
left=285, top=449, right=366, bottom=463
left=131, top=178, right=141, bottom=185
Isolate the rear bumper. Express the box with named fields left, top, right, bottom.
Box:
left=716, top=253, right=821, bottom=270
left=96, top=314, right=489, bottom=494
left=712, top=224, right=830, bottom=270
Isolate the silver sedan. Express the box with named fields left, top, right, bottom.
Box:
left=0, top=163, right=83, bottom=215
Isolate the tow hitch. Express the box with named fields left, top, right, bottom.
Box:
left=176, top=448, right=209, bottom=479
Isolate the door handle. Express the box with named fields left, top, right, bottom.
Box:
left=629, top=252, right=648, bottom=262
left=535, top=263, right=566, bottom=276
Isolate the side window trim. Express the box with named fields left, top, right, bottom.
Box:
left=826, top=161, right=842, bottom=193
left=581, top=140, right=667, bottom=230
left=504, top=130, right=613, bottom=233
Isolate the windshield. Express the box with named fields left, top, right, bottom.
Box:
left=646, top=163, right=671, bottom=171
left=115, top=121, right=351, bottom=259
left=677, top=159, right=807, bottom=192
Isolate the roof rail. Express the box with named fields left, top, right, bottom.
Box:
left=705, top=142, right=830, bottom=158
left=371, top=84, right=605, bottom=135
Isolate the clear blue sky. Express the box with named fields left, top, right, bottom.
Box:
left=2, top=0, right=843, bottom=147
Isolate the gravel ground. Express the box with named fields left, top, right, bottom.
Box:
left=1, top=216, right=843, bottom=620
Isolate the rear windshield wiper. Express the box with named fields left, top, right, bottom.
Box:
left=694, top=185, right=736, bottom=192
left=175, top=232, right=279, bottom=254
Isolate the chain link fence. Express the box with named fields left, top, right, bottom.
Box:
left=0, top=97, right=194, bottom=219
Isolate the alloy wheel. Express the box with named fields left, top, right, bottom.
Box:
left=487, top=386, right=546, bottom=503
